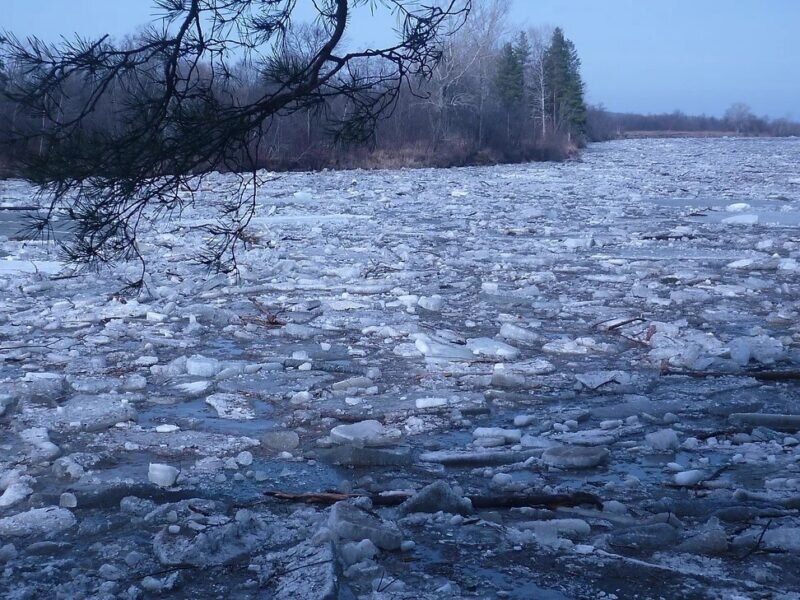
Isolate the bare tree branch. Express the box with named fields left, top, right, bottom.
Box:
left=0, top=0, right=470, bottom=278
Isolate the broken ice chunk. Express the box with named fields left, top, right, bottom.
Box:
left=328, top=502, right=402, bottom=550
left=608, top=523, right=678, bottom=552
left=186, top=355, right=222, bottom=378
left=728, top=335, right=784, bottom=366
left=722, top=214, right=758, bottom=225
left=415, top=397, right=449, bottom=409
left=575, top=371, right=632, bottom=391
left=472, top=427, right=521, bottom=445
left=466, top=337, right=520, bottom=360
left=564, top=237, right=594, bottom=250
left=398, top=481, right=472, bottom=516
left=0, top=482, right=33, bottom=508
left=725, top=202, right=751, bottom=212
left=542, top=339, right=589, bottom=355
left=332, top=376, right=373, bottom=391
left=174, top=380, right=213, bottom=397
left=673, top=470, right=706, bottom=486
left=55, top=396, right=137, bottom=431
left=0, top=394, right=14, bottom=417
left=419, top=449, right=540, bottom=466
left=205, top=394, right=255, bottom=420
left=59, top=492, right=78, bottom=509
left=339, top=539, right=379, bottom=566
left=19, top=427, right=61, bottom=459
left=148, top=463, right=179, bottom=488
left=0, top=507, right=76, bottom=538
left=518, top=518, right=591, bottom=541
left=155, top=424, right=180, bottom=433
left=541, top=445, right=609, bottom=469
left=236, top=451, right=254, bottom=466
left=499, top=323, right=539, bottom=344
left=417, top=295, right=444, bottom=312
left=262, top=431, right=300, bottom=451
left=413, top=334, right=474, bottom=361
left=645, top=429, right=680, bottom=451
left=329, top=420, right=402, bottom=447
left=320, top=445, right=412, bottom=467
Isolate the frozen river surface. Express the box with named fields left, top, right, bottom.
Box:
left=1, top=138, right=800, bottom=599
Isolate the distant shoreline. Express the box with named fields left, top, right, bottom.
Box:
left=615, top=130, right=796, bottom=139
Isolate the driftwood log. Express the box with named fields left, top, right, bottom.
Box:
left=264, top=490, right=603, bottom=510
left=663, top=369, right=800, bottom=382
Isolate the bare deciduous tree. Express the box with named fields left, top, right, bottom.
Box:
left=724, top=102, right=755, bottom=134
left=526, top=26, right=552, bottom=140
left=422, top=0, right=508, bottom=147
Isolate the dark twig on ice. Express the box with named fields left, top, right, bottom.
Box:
left=597, top=315, right=646, bottom=331
left=240, top=297, right=286, bottom=327
left=263, top=489, right=603, bottom=510
left=738, top=519, right=773, bottom=560
left=121, top=563, right=199, bottom=584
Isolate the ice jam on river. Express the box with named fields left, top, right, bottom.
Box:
left=1, top=137, right=800, bottom=599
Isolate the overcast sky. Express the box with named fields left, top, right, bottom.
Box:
left=5, top=0, right=800, bottom=118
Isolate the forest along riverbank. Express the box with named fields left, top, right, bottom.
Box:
left=1, top=137, right=800, bottom=598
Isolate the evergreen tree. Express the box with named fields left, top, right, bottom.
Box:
left=496, top=42, right=524, bottom=110
left=544, top=27, right=587, bottom=141
left=495, top=32, right=530, bottom=139
left=513, top=31, right=531, bottom=86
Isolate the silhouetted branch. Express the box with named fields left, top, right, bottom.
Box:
left=0, top=0, right=470, bottom=274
